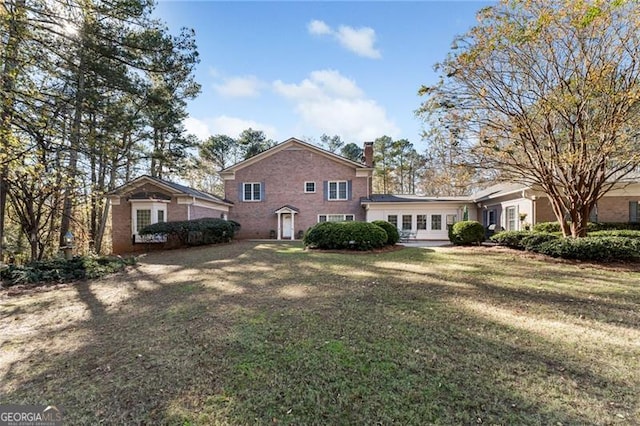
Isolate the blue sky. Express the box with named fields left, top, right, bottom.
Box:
left=155, top=1, right=493, bottom=150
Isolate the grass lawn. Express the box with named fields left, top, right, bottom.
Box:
left=1, top=242, right=639, bottom=424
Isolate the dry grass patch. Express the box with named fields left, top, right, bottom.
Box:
left=1, top=241, right=638, bottom=424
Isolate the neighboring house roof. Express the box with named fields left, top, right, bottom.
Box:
left=220, top=137, right=371, bottom=177
left=108, top=175, right=233, bottom=206
left=362, top=194, right=473, bottom=204
left=471, top=183, right=528, bottom=202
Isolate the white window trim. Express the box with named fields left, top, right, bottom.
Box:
left=506, top=205, right=518, bottom=231
left=304, top=181, right=316, bottom=193
left=318, top=214, right=355, bottom=222
left=131, top=200, right=168, bottom=243
left=430, top=214, right=443, bottom=231
left=416, top=214, right=427, bottom=230
left=243, top=182, right=262, bottom=202
left=328, top=180, right=348, bottom=201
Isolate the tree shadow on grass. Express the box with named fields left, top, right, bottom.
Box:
left=0, top=242, right=638, bottom=424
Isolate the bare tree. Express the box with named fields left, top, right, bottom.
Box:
left=418, top=0, right=640, bottom=237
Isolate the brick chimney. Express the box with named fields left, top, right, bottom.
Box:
left=363, top=141, right=374, bottom=167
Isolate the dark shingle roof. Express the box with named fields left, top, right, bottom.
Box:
left=363, top=194, right=472, bottom=203
left=111, top=175, right=231, bottom=205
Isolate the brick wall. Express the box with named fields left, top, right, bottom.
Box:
left=110, top=182, right=224, bottom=254
left=533, top=195, right=638, bottom=224
left=225, top=146, right=370, bottom=239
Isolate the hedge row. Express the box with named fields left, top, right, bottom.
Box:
left=139, top=218, right=239, bottom=246
left=490, top=230, right=640, bottom=262
left=1, top=255, right=136, bottom=286
left=303, top=221, right=388, bottom=250
left=533, top=221, right=640, bottom=233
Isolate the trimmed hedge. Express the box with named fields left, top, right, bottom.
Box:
left=520, top=232, right=560, bottom=251
left=489, top=231, right=530, bottom=250
left=139, top=218, right=237, bottom=246
left=1, top=255, right=136, bottom=286
left=534, top=221, right=640, bottom=233
left=372, top=220, right=400, bottom=245
left=588, top=230, right=640, bottom=239
left=536, top=237, right=640, bottom=262
left=303, top=221, right=388, bottom=251
left=449, top=221, right=485, bottom=245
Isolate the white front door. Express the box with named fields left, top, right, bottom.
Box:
left=282, top=214, right=292, bottom=238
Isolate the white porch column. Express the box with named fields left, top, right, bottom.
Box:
left=290, top=213, right=295, bottom=240
left=277, top=212, right=282, bottom=240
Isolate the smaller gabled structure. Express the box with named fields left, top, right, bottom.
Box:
left=107, top=175, right=232, bottom=254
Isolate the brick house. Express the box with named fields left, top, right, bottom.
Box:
left=220, top=137, right=374, bottom=240
left=108, top=138, right=640, bottom=253
left=108, top=175, right=231, bottom=254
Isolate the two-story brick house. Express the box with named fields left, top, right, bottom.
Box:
left=220, top=138, right=374, bottom=240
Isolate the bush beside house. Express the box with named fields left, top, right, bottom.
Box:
left=372, top=220, right=400, bottom=246
left=449, top=221, right=485, bottom=245
left=303, top=221, right=388, bottom=251
left=139, top=218, right=238, bottom=247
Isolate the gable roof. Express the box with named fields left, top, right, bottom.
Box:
left=220, top=137, right=371, bottom=177
left=108, top=175, right=232, bottom=206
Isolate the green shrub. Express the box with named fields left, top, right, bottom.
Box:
left=536, top=237, right=640, bottom=262
left=490, top=231, right=530, bottom=250
left=303, top=221, right=387, bottom=251
left=449, top=221, right=485, bottom=245
left=1, top=255, right=136, bottom=286
left=139, top=217, right=237, bottom=246
left=588, top=230, right=640, bottom=239
left=372, top=220, right=400, bottom=245
left=533, top=221, right=640, bottom=233
left=520, top=232, right=560, bottom=251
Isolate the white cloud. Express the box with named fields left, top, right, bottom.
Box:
left=308, top=19, right=381, bottom=59
left=211, top=115, right=277, bottom=139
left=308, top=19, right=332, bottom=35
left=213, top=75, right=263, bottom=98
left=184, top=117, right=211, bottom=140
left=273, top=69, right=398, bottom=142
left=336, top=26, right=381, bottom=59
left=184, top=116, right=278, bottom=140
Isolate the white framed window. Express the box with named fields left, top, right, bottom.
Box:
left=328, top=181, right=348, bottom=200
left=304, top=181, right=316, bottom=193
left=402, top=215, right=412, bottom=230
left=446, top=214, right=457, bottom=225
left=506, top=206, right=517, bottom=231
left=387, top=215, right=398, bottom=228
left=431, top=214, right=442, bottom=230
left=243, top=182, right=261, bottom=201
left=318, top=214, right=355, bottom=223
left=132, top=201, right=168, bottom=243
left=416, top=214, right=427, bottom=230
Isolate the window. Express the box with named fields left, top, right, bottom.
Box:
left=318, top=214, right=355, bottom=222
left=506, top=206, right=517, bottom=231
left=243, top=182, right=261, bottom=201
left=305, top=182, right=316, bottom=193
left=630, top=201, right=639, bottom=223
left=328, top=181, right=348, bottom=200
left=136, top=209, right=151, bottom=233
left=431, top=214, right=442, bottom=230
left=402, top=215, right=412, bottom=230
left=132, top=202, right=167, bottom=243
left=387, top=215, right=398, bottom=228
left=446, top=214, right=457, bottom=225
left=416, top=214, right=427, bottom=230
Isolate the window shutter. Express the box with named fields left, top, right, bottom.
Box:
left=238, top=182, right=243, bottom=201
left=347, top=180, right=352, bottom=200
left=630, top=201, right=638, bottom=223
left=323, top=181, right=328, bottom=200
left=260, top=182, right=265, bottom=202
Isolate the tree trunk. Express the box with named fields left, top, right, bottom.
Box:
left=60, top=53, right=86, bottom=248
